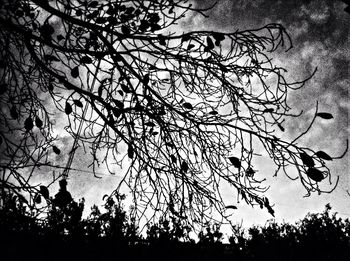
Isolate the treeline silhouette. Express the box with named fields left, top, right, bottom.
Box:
left=1, top=190, right=349, bottom=261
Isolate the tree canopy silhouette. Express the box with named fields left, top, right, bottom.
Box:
left=0, top=0, right=347, bottom=229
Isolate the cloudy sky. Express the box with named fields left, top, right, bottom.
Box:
left=184, top=0, right=350, bottom=227
left=34, top=0, right=349, bottom=233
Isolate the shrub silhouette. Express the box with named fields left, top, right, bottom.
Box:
left=231, top=204, right=350, bottom=261
left=1, top=189, right=350, bottom=261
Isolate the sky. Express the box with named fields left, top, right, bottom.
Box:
left=30, top=0, right=350, bottom=235
left=185, top=0, right=350, bottom=227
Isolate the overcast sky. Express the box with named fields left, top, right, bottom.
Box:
left=184, top=0, right=350, bottom=227
left=34, top=0, right=350, bottom=233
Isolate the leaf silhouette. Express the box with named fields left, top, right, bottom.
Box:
left=158, top=34, right=166, bottom=46
left=98, top=84, right=103, bottom=97
left=10, top=106, right=18, bottom=119
left=113, top=99, right=124, bottom=109
left=183, top=102, right=193, bottom=110
left=44, top=55, right=60, bottom=62
left=206, top=36, right=214, bottom=51
left=228, top=156, right=241, bottom=168
left=306, top=167, right=324, bottom=182
left=121, top=83, right=131, bottom=93
left=88, top=1, right=99, bottom=8
left=170, top=155, right=177, bottom=164
left=80, top=56, right=93, bottom=64
left=113, top=108, right=121, bottom=118
left=213, top=32, right=225, bottom=46
left=73, top=99, right=83, bottom=108
left=246, top=167, right=255, bottom=177
left=35, top=116, right=43, bottom=128
left=52, top=146, right=61, bottom=155
left=57, top=34, right=64, bottom=41
left=187, top=44, right=195, bottom=50
left=24, top=117, right=33, bottom=131
left=143, top=74, right=150, bottom=85
left=263, top=108, right=274, bottom=113
left=300, top=152, right=315, bottom=167
left=121, top=25, right=130, bottom=35
left=39, top=24, right=54, bottom=40
left=209, top=110, right=218, bottom=115
left=145, top=122, right=156, bottom=127
left=277, top=123, right=285, bottom=132
left=65, top=102, right=72, bottom=115
left=128, top=144, right=134, bottom=159
left=316, top=112, right=333, bottom=119
left=0, top=84, right=8, bottom=95
left=181, top=34, right=191, bottom=42
left=34, top=194, right=41, bottom=204
left=95, top=17, right=107, bottom=24
left=181, top=161, right=189, bottom=173
left=315, top=151, right=332, bottom=161
left=71, top=66, right=79, bottom=78
left=40, top=185, right=50, bottom=199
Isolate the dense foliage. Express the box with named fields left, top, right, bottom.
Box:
left=1, top=191, right=349, bottom=261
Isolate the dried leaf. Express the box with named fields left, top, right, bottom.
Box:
left=228, top=156, right=241, bottom=169
left=10, top=106, right=18, bottom=119
left=35, top=194, right=41, bottom=204
left=306, top=167, right=324, bottom=182
left=316, top=112, right=333, bottom=119
left=181, top=161, right=189, bottom=173
left=225, top=205, right=237, bottom=210
left=212, top=32, right=225, bottom=46
left=71, top=66, right=79, bottom=78
left=73, top=99, right=83, bottom=108
left=143, top=74, right=150, bottom=85
left=40, top=185, right=50, bottom=199
left=44, top=55, right=60, bottom=62
left=300, top=152, right=315, bottom=167
left=315, top=151, right=332, bottom=161
left=65, top=102, right=72, bottom=115
left=170, top=155, right=177, bottom=164
left=246, top=167, right=255, bottom=177
left=121, top=25, right=130, bottom=35
left=183, top=102, right=193, bottom=110
left=88, top=1, right=99, bottom=8
left=263, top=108, right=274, bottom=113
left=145, top=122, right=156, bottom=127
left=24, top=117, right=33, bottom=131
left=80, top=56, right=93, bottom=64
left=158, top=34, right=166, bottom=46
left=277, top=123, right=285, bottom=132
left=0, top=84, right=8, bottom=95
left=121, top=83, right=131, bottom=93
left=128, top=144, right=134, bottom=159
left=181, top=34, right=191, bottom=42
left=35, top=117, right=43, bottom=128
left=206, top=36, right=214, bottom=50
left=52, top=146, right=61, bottom=155
left=187, top=44, right=195, bottom=50
left=113, top=99, right=124, bottom=109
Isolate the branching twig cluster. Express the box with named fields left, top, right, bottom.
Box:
left=0, top=0, right=347, bottom=230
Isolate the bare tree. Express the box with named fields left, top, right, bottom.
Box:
left=0, top=0, right=347, bottom=228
